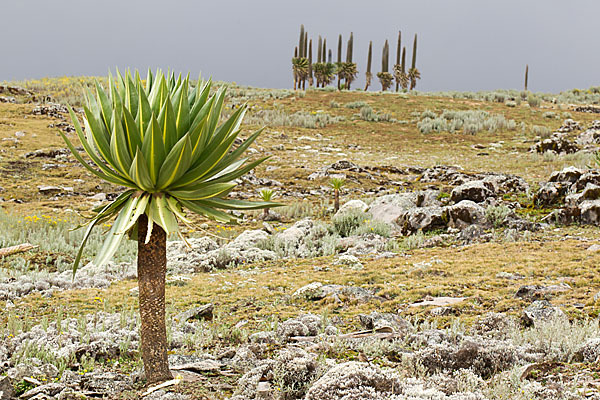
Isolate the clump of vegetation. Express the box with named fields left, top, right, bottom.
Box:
left=331, top=209, right=372, bottom=237
left=344, top=100, right=368, bottom=109
left=417, top=109, right=516, bottom=134
left=531, top=125, right=551, bottom=137
left=245, top=108, right=344, bottom=129
left=485, top=205, right=512, bottom=228
left=358, top=106, right=394, bottom=122
left=527, top=93, right=541, bottom=107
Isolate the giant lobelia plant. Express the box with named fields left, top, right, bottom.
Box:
left=61, top=69, right=278, bottom=383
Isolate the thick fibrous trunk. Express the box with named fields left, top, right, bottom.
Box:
left=137, top=214, right=173, bottom=384
left=334, top=189, right=340, bottom=212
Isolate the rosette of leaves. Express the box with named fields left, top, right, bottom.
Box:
left=292, top=57, right=309, bottom=90
left=61, top=69, right=278, bottom=383
left=394, top=64, right=409, bottom=91
left=314, top=62, right=336, bottom=87
left=339, top=62, right=358, bottom=89
left=408, top=67, right=421, bottom=90
left=377, top=72, right=394, bottom=91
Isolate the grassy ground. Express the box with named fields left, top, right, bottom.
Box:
left=1, top=77, right=600, bottom=398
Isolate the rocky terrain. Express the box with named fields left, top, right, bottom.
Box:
left=1, top=80, right=600, bottom=399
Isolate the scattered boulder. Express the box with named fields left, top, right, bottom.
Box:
left=446, top=200, right=487, bottom=228
left=396, top=206, right=447, bottom=235
left=515, top=284, right=571, bottom=301
left=522, top=300, right=565, bottom=326
left=532, top=133, right=579, bottom=154
left=450, top=180, right=495, bottom=203
left=358, top=312, right=411, bottom=334
left=556, top=119, right=582, bottom=133
left=0, top=376, right=15, bottom=400
left=535, top=182, right=569, bottom=206
left=549, top=166, right=584, bottom=184
left=174, top=303, right=213, bottom=323
left=574, top=338, right=600, bottom=363
left=579, top=200, right=600, bottom=225
left=335, top=199, right=368, bottom=216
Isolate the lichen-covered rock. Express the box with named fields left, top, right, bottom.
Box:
left=397, top=206, right=448, bottom=235
left=358, top=312, right=411, bottom=334
left=167, top=237, right=219, bottom=273
left=522, top=300, right=565, bottom=327
left=535, top=182, right=569, bottom=207
left=276, top=314, right=324, bottom=341
left=450, top=181, right=495, bottom=203
left=549, top=166, right=585, bottom=184
left=446, top=201, right=487, bottom=229
left=335, top=200, right=369, bottom=217
left=580, top=200, right=600, bottom=225
left=574, top=338, right=600, bottom=363
left=533, top=134, right=579, bottom=154
left=566, top=183, right=600, bottom=205
left=275, top=218, right=315, bottom=246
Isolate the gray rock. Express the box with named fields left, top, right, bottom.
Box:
left=566, top=183, right=600, bottom=205
left=396, top=206, right=447, bottom=235
left=369, top=193, right=418, bottom=210
left=575, top=338, right=600, bottom=363
left=0, top=376, right=15, bottom=400
left=369, top=204, right=410, bottom=227
left=515, top=284, right=571, bottom=301
left=174, top=303, right=213, bottom=323
left=580, top=200, right=600, bottom=225
left=574, top=170, right=600, bottom=192
left=335, top=200, right=368, bottom=217
left=522, top=300, right=565, bottom=326
left=549, top=166, right=584, bottom=184
left=20, top=383, right=64, bottom=400
left=450, top=181, right=495, bottom=203
left=533, top=134, right=579, bottom=154
left=535, top=182, right=569, bottom=206
left=446, top=200, right=487, bottom=228
left=358, top=312, right=411, bottom=334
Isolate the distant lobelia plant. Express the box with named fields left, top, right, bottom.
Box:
left=330, top=177, right=346, bottom=213
left=408, top=34, right=421, bottom=90
left=60, top=69, right=278, bottom=383
left=364, top=40, right=373, bottom=91
left=377, top=40, right=393, bottom=91
left=338, top=33, right=358, bottom=90
left=259, top=188, right=275, bottom=218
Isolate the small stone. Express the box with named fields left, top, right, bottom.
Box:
left=174, top=303, right=213, bottom=323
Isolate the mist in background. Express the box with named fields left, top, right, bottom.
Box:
left=0, top=0, right=596, bottom=93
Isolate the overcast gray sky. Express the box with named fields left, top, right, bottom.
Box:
left=0, top=0, right=596, bottom=92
